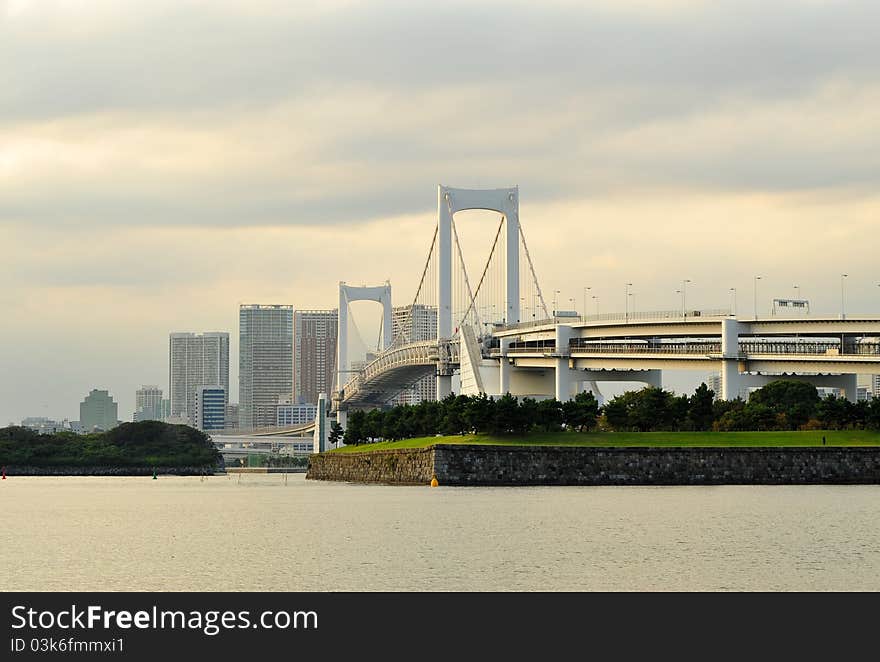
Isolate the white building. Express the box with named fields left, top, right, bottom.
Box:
left=134, top=385, right=164, bottom=422
left=276, top=396, right=318, bottom=427
left=240, top=305, right=293, bottom=430
left=169, top=332, right=230, bottom=426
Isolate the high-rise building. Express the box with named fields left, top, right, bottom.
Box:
left=169, top=332, right=230, bottom=426
left=240, top=304, right=293, bottom=430
left=225, top=403, right=239, bottom=430
left=194, top=386, right=226, bottom=431
left=391, top=304, right=437, bottom=405
left=294, top=309, right=338, bottom=406
left=79, top=389, right=119, bottom=431
left=133, top=385, right=164, bottom=422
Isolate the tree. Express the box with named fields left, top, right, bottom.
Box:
left=536, top=398, right=563, bottom=432
left=343, top=410, right=367, bottom=445
left=328, top=421, right=344, bottom=447
left=749, top=380, right=820, bottom=428
left=562, top=391, right=600, bottom=432
left=688, top=383, right=715, bottom=431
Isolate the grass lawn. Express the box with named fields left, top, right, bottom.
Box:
left=330, top=429, right=880, bottom=453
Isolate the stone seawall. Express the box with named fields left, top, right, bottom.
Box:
left=307, top=445, right=880, bottom=485
left=3, top=466, right=219, bottom=476
left=306, top=448, right=435, bottom=485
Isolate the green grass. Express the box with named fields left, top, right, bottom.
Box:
left=330, top=430, right=880, bottom=453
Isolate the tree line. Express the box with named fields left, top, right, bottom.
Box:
left=0, top=420, right=221, bottom=467
left=336, top=380, right=880, bottom=445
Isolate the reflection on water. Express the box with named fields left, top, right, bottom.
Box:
left=2, top=475, right=879, bottom=591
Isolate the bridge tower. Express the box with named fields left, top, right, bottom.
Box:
left=336, top=282, right=393, bottom=427
left=437, top=186, right=520, bottom=398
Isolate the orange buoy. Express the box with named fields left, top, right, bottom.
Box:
left=430, top=474, right=439, bottom=487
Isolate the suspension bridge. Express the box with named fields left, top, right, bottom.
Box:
left=306, top=185, right=880, bottom=449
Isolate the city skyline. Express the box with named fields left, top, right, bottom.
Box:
left=3, top=1, right=880, bottom=424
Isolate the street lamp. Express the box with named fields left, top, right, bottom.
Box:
left=729, top=288, right=737, bottom=316
left=592, top=295, right=599, bottom=315
left=583, top=286, right=591, bottom=319
left=753, top=275, right=762, bottom=319
left=625, top=283, right=633, bottom=323
left=553, top=290, right=561, bottom=318
left=793, top=284, right=800, bottom=300
left=681, top=279, right=692, bottom=320
left=841, top=274, right=848, bottom=319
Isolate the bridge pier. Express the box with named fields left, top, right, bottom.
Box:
left=499, top=337, right=511, bottom=395
left=437, top=374, right=453, bottom=400
left=555, top=324, right=574, bottom=401
left=721, top=318, right=745, bottom=401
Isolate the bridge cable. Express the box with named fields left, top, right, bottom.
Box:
left=450, top=215, right=482, bottom=332
left=393, top=223, right=438, bottom=346
left=518, top=219, right=550, bottom=319
left=455, top=215, right=505, bottom=338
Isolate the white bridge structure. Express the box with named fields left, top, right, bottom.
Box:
left=321, top=185, right=880, bottom=446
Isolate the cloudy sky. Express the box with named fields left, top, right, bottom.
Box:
left=2, top=0, right=879, bottom=423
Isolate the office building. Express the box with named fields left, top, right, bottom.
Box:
left=169, top=332, right=230, bottom=426
left=79, top=389, right=119, bottom=432
left=391, top=304, right=437, bottom=405
left=240, top=304, right=293, bottom=430
left=225, top=403, right=239, bottom=430
left=133, top=385, right=164, bottom=422
left=195, top=386, right=226, bottom=431
left=276, top=396, right=318, bottom=427
left=294, top=309, right=338, bottom=406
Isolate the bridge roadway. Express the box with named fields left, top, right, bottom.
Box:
left=335, top=313, right=880, bottom=408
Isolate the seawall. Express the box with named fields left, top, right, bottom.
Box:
left=306, top=445, right=880, bottom=486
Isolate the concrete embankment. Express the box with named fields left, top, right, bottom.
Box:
left=306, top=445, right=880, bottom=486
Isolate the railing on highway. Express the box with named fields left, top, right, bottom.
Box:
left=491, top=340, right=880, bottom=357
left=500, top=309, right=733, bottom=332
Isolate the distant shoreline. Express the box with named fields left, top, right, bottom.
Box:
left=3, top=466, right=220, bottom=476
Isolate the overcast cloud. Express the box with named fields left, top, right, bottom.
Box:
left=2, top=0, right=879, bottom=422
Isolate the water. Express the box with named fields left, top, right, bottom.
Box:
left=2, top=475, right=879, bottom=591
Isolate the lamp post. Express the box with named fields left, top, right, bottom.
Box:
left=625, top=283, right=633, bottom=323
left=553, top=290, right=560, bottom=318
left=583, top=286, right=591, bottom=320
left=569, top=297, right=575, bottom=316
left=729, top=288, right=737, bottom=317
left=841, top=274, right=848, bottom=319
left=681, top=279, right=691, bottom=320
left=592, top=295, right=599, bottom=315
left=753, top=275, right=762, bottom=319
left=793, top=284, right=800, bottom=300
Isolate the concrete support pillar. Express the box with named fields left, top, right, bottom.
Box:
left=555, top=324, right=573, bottom=401
left=337, top=284, right=348, bottom=403
left=504, top=195, right=520, bottom=325
left=437, top=374, right=453, bottom=400
left=841, top=373, right=859, bottom=403
left=499, top=337, right=511, bottom=395
left=721, top=318, right=744, bottom=401
left=437, top=187, right=452, bottom=341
